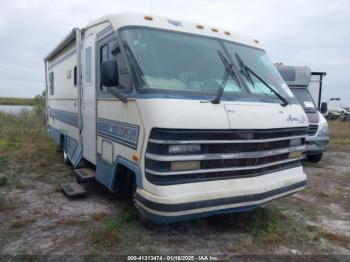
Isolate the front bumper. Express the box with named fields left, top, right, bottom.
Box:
left=305, top=136, right=329, bottom=155
left=136, top=168, right=307, bottom=224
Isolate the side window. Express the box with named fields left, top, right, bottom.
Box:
left=99, top=39, right=132, bottom=92
left=84, top=47, right=92, bottom=84
left=74, top=66, right=77, bottom=86
left=100, top=44, right=108, bottom=90
left=101, top=44, right=108, bottom=63
left=49, top=72, right=54, bottom=95
left=110, top=41, right=132, bottom=92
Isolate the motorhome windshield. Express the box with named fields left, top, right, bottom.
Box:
left=121, top=28, right=293, bottom=102
left=290, top=88, right=317, bottom=113
left=223, top=42, right=291, bottom=100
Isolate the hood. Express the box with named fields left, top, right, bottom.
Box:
left=136, top=99, right=308, bottom=132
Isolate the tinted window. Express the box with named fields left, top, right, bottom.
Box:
left=121, top=29, right=243, bottom=94
left=223, top=42, right=292, bottom=99
left=74, top=66, right=77, bottom=86
left=49, top=72, right=54, bottom=95
left=85, top=47, right=92, bottom=83
left=101, top=44, right=108, bottom=64
left=99, top=40, right=132, bottom=92
left=290, top=88, right=316, bottom=112
left=100, top=44, right=108, bottom=90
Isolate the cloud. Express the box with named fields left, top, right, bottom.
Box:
left=0, top=0, right=349, bottom=104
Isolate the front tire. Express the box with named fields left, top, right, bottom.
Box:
left=132, top=180, right=160, bottom=229
left=306, top=153, right=323, bottom=163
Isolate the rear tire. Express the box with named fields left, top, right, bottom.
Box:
left=306, top=153, right=323, bottom=163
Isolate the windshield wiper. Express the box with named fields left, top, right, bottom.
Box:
left=234, top=53, right=289, bottom=107
left=208, top=50, right=239, bottom=104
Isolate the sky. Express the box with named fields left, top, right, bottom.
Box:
left=0, top=0, right=349, bottom=105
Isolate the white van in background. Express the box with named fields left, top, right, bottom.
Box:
left=44, top=13, right=308, bottom=224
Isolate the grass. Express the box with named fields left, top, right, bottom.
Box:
left=90, top=212, right=108, bottom=222
left=0, top=198, right=17, bottom=211
left=328, top=121, right=350, bottom=151
left=307, top=225, right=350, bottom=249
left=89, top=210, right=139, bottom=249
left=0, top=175, right=8, bottom=187
left=0, top=111, right=46, bottom=150
left=104, top=210, right=138, bottom=231
left=0, top=110, right=58, bottom=188
left=0, top=97, right=35, bottom=106
left=209, top=207, right=282, bottom=236
left=10, top=218, right=36, bottom=228
left=231, top=206, right=309, bottom=242
left=205, top=205, right=312, bottom=253
left=0, top=95, right=74, bottom=191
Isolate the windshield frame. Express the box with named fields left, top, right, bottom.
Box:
left=117, top=26, right=298, bottom=104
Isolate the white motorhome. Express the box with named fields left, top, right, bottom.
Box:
left=44, top=13, right=308, bottom=224
left=276, top=65, right=329, bottom=162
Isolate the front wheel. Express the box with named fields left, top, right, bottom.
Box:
left=132, top=181, right=160, bottom=229
left=306, top=153, right=323, bottom=163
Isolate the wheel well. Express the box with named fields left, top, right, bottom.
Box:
left=114, top=164, right=136, bottom=197
left=59, top=134, right=65, bottom=151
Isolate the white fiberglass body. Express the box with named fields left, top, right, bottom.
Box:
left=45, top=13, right=308, bottom=223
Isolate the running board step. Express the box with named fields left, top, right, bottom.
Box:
left=61, top=182, right=87, bottom=198
left=74, top=168, right=96, bottom=183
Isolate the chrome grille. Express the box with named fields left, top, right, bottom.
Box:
left=145, top=128, right=307, bottom=185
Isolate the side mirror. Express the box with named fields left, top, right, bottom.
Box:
left=320, top=102, right=328, bottom=113
left=101, top=60, right=119, bottom=87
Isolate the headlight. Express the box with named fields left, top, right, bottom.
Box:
left=171, top=161, right=200, bottom=171
left=317, top=123, right=329, bottom=136
left=168, top=144, right=201, bottom=154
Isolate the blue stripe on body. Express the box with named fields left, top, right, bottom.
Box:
left=48, top=108, right=79, bottom=128
left=97, top=118, right=139, bottom=149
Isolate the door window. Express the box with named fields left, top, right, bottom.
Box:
left=85, top=47, right=92, bottom=84
left=99, top=39, right=132, bottom=92
left=74, top=66, right=77, bottom=86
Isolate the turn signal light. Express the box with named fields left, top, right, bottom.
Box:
left=289, top=151, right=303, bottom=159
left=144, top=16, right=153, bottom=21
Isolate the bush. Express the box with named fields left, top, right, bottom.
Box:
left=0, top=175, right=8, bottom=187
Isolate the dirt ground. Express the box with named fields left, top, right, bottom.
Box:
left=0, top=114, right=349, bottom=259
left=1, top=153, right=349, bottom=258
